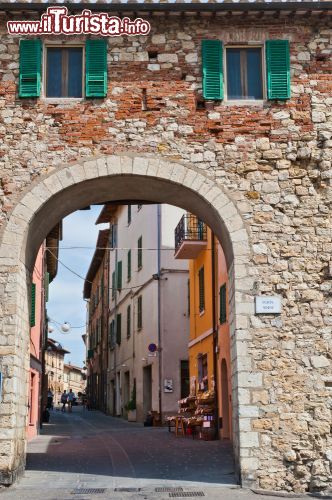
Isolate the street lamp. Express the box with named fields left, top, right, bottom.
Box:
left=61, top=322, right=71, bottom=333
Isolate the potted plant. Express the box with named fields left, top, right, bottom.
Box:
left=125, top=381, right=136, bottom=422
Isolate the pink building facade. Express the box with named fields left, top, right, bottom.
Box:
left=27, top=246, right=45, bottom=441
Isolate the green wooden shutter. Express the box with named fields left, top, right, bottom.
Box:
left=112, top=271, right=115, bottom=298
left=202, top=39, right=223, bottom=100
left=127, top=250, right=131, bottom=282
left=198, top=267, right=205, bottom=313
left=266, top=40, right=290, bottom=100
left=85, top=39, right=107, bottom=98
left=137, top=296, right=142, bottom=330
left=117, top=261, right=122, bottom=290
left=44, top=272, right=49, bottom=302
left=116, top=313, right=121, bottom=345
left=138, top=236, right=142, bottom=269
left=219, top=284, right=227, bottom=324
left=30, top=283, right=36, bottom=327
left=127, top=305, right=131, bottom=338
left=19, top=39, right=41, bottom=98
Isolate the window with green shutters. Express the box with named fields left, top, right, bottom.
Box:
left=117, top=261, right=122, bottom=290
left=127, top=305, right=131, bottom=338
left=137, top=236, right=143, bottom=270
left=202, top=39, right=223, bottom=100
left=219, top=284, right=227, bottom=324
left=201, top=39, right=290, bottom=102
left=19, top=39, right=42, bottom=98
left=30, top=283, right=36, bottom=327
left=112, top=271, right=115, bottom=299
left=85, top=39, right=107, bottom=98
left=127, top=250, right=131, bottom=282
left=116, top=313, right=121, bottom=345
left=109, top=319, right=115, bottom=348
left=137, top=295, right=142, bottom=330
left=266, top=40, right=290, bottom=100
left=198, top=267, right=205, bottom=313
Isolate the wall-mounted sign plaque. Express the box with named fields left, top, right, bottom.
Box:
left=255, top=296, right=281, bottom=314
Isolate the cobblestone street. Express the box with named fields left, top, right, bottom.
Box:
left=0, top=406, right=261, bottom=500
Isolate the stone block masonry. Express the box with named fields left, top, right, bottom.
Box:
left=0, top=9, right=331, bottom=496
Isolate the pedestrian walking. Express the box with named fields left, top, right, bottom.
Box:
left=67, top=389, right=75, bottom=413
left=47, top=388, right=54, bottom=410
left=60, top=390, right=68, bottom=412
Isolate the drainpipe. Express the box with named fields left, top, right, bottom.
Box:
left=157, top=204, right=162, bottom=421
left=211, top=232, right=220, bottom=439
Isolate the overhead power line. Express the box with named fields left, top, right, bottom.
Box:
left=46, top=248, right=159, bottom=292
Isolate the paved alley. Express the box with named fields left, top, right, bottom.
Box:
left=0, top=406, right=269, bottom=500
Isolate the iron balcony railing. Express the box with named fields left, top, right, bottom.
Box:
left=174, top=214, right=207, bottom=253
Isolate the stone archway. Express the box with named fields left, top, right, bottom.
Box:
left=0, top=154, right=258, bottom=486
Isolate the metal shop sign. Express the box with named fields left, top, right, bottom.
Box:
left=7, top=7, right=151, bottom=36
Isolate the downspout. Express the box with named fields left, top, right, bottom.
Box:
left=157, top=204, right=162, bottom=421
left=211, top=232, right=220, bottom=439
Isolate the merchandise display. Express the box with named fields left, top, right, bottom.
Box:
left=166, top=390, right=216, bottom=440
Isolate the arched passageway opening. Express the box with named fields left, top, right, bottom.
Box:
left=0, top=154, right=257, bottom=487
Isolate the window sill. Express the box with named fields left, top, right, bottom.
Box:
left=42, top=97, right=85, bottom=104
left=223, top=100, right=265, bottom=107
left=199, top=310, right=205, bottom=317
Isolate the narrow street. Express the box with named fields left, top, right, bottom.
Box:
left=1, top=406, right=265, bottom=500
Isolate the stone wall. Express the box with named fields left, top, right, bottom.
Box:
left=0, top=11, right=331, bottom=494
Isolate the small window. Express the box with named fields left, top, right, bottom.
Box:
left=46, top=46, right=83, bottom=98
left=137, top=295, right=142, bottom=330
left=198, top=267, right=205, bottom=313
left=137, top=236, right=143, bottom=270
left=226, top=47, right=263, bottom=100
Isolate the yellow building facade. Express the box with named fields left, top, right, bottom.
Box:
left=174, top=213, right=232, bottom=440
left=188, top=227, right=215, bottom=396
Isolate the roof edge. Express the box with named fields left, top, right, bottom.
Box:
left=1, top=2, right=331, bottom=12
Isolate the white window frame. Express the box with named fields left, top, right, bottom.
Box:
left=223, top=43, right=266, bottom=105
left=42, top=41, right=85, bottom=102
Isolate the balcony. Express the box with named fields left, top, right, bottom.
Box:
left=174, top=214, right=207, bottom=259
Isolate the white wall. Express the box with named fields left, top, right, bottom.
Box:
left=107, top=204, right=189, bottom=422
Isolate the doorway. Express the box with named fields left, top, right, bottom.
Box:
left=221, top=359, right=230, bottom=439
left=143, top=365, right=152, bottom=420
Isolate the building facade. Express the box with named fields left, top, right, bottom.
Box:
left=174, top=214, right=232, bottom=439
left=0, top=1, right=331, bottom=494
left=93, top=203, right=189, bottom=422
left=45, top=338, right=70, bottom=406
left=63, top=364, right=85, bottom=397
left=84, top=229, right=110, bottom=411
left=28, top=223, right=61, bottom=439
left=27, top=246, right=45, bottom=441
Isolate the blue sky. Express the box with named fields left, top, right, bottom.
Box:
left=47, top=206, right=107, bottom=367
